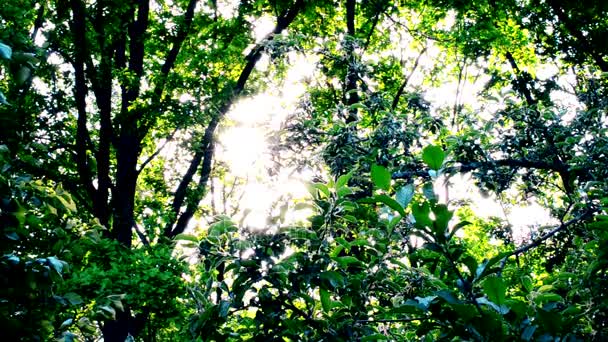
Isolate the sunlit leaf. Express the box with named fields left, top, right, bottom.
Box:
left=173, top=234, right=199, bottom=243
left=336, top=171, right=353, bottom=189
left=482, top=276, right=506, bottom=306
left=371, top=164, right=391, bottom=190
left=0, top=42, right=11, bottom=60
left=395, top=184, right=414, bottom=207
left=422, top=145, right=445, bottom=170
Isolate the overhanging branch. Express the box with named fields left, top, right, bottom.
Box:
left=392, top=158, right=569, bottom=180
left=498, top=208, right=596, bottom=273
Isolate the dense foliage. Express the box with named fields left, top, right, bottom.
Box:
left=1, top=0, right=607, bottom=341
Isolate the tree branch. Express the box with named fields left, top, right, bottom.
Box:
left=137, top=128, right=178, bottom=175
left=391, top=47, right=427, bottom=110
left=392, top=158, right=569, bottom=180
left=165, top=0, right=307, bottom=238
left=68, top=0, right=97, bottom=204
left=498, top=209, right=595, bottom=273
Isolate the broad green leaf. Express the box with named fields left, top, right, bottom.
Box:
left=15, top=66, right=31, bottom=85
left=432, top=204, right=453, bottom=234
left=173, top=234, right=199, bottom=243
left=521, top=325, right=536, bottom=341
left=482, top=276, right=506, bottom=306
left=452, top=303, right=480, bottom=321
left=320, top=271, right=345, bottom=289
left=219, top=300, right=230, bottom=318
left=521, top=275, right=533, bottom=292
left=435, top=290, right=460, bottom=304
left=374, top=194, right=406, bottom=216
left=422, top=182, right=436, bottom=201
left=0, top=91, right=8, bottom=105
left=476, top=297, right=509, bottom=314
left=320, top=288, right=331, bottom=313
left=47, top=256, right=65, bottom=275
left=333, top=256, right=360, bottom=268
left=422, top=145, right=445, bottom=170
left=536, top=309, right=563, bottom=335
left=59, top=318, right=73, bottom=330
left=395, top=184, right=414, bottom=207
left=349, top=103, right=368, bottom=111
left=371, top=164, right=391, bottom=190
left=336, top=186, right=353, bottom=197
left=98, top=305, right=116, bottom=320
left=412, top=201, right=432, bottom=228
left=415, top=295, right=437, bottom=310
left=448, top=220, right=471, bottom=240
left=476, top=252, right=510, bottom=280
left=533, top=292, right=563, bottom=305
left=0, top=42, right=11, bottom=60
left=336, top=171, right=353, bottom=189
left=63, top=292, right=83, bottom=305
left=310, top=182, right=331, bottom=198
left=461, top=255, right=478, bottom=278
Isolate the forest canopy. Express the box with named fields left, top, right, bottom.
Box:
left=1, top=0, right=608, bottom=341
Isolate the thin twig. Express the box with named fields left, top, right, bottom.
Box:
left=137, top=127, right=178, bottom=174
left=498, top=209, right=595, bottom=273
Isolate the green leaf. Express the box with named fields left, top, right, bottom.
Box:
left=520, top=275, right=533, bottom=293
left=320, top=288, right=331, bottom=313
left=482, top=276, right=506, bottom=306
left=98, top=305, right=116, bottom=320
left=461, top=255, right=478, bottom=278
left=432, top=204, right=453, bottom=234
left=448, top=220, right=471, bottom=240
left=375, top=194, right=406, bottom=216
left=336, top=171, right=353, bottom=189
left=173, top=234, right=199, bottom=243
left=533, top=292, right=563, bottom=305
left=15, top=66, right=31, bottom=85
left=412, top=201, right=432, bottom=228
left=0, top=90, right=9, bottom=105
left=395, top=184, right=415, bottom=207
left=219, top=300, right=230, bottom=318
left=320, top=271, right=345, bottom=289
left=451, top=303, right=480, bottom=321
left=521, top=325, right=536, bottom=341
left=63, top=292, right=83, bottom=305
left=0, top=42, right=12, bottom=60
left=476, top=297, right=509, bottom=314
left=59, top=318, right=73, bottom=330
left=422, top=145, right=445, bottom=170
left=435, top=290, right=460, bottom=304
left=475, top=252, right=510, bottom=280
left=333, top=256, right=361, bottom=268
left=349, top=103, right=368, bottom=111
left=310, top=182, right=331, bottom=198
left=336, top=186, right=353, bottom=197
left=371, top=164, right=391, bottom=190
left=47, top=256, right=65, bottom=275
left=422, top=182, right=436, bottom=201
left=414, top=295, right=437, bottom=310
